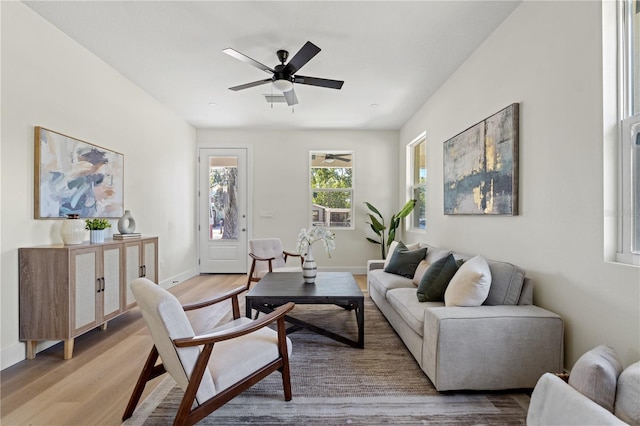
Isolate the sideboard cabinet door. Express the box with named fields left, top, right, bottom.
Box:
left=142, top=238, right=158, bottom=283
left=102, top=244, right=123, bottom=320
left=70, top=248, right=99, bottom=335
left=124, top=237, right=158, bottom=308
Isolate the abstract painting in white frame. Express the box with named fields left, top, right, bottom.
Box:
left=34, top=127, right=124, bottom=218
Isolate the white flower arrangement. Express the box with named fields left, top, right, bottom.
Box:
left=296, top=226, right=336, bottom=258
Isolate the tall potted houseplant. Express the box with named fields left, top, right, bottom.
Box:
left=85, top=218, right=111, bottom=244
left=365, top=199, right=417, bottom=259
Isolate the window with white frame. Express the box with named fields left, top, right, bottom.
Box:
left=409, top=134, right=426, bottom=229
left=309, top=151, right=353, bottom=229
left=619, top=0, right=640, bottom=262
left=618, top=0, right=640, bottom=264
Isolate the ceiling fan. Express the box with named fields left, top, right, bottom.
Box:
left=223, top=41, right=344, bottom=106
left=311, top=153, right=351, bottom=163
left=323, top=154, right=351, bottom=163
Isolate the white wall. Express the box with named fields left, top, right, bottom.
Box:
left=197, top=129, right=398, bottom=270
left=0, top=2, right=197, bottom=368
left=400, top=0, right=640, bottom=368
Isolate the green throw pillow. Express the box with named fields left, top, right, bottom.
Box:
left=416, top=253, right=459, bottom=302
left=384, top=242, right=427, bottom=278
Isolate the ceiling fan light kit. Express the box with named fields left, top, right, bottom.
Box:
left=272, top=79, right=293, bottom=92
left=223, top=41, right=344, bottom=107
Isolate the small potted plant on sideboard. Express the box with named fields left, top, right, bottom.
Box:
left=85, top=218, right=111, bottom=244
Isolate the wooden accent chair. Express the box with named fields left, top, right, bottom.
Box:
left=246, top=238, right=303, bottom=289
left=122, top=277, right=294, bottom=426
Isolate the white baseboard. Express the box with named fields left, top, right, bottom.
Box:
left=1, top=342, right=26, bottom=370
left=1, top=340, right=59, bottom=370
left=159, top=267, right=199, bottom=289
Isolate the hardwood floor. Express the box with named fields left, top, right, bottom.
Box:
left=1, top=273, right=367, bottom=425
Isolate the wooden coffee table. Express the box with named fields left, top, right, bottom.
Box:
left=245, top=271, right=364, bottom=348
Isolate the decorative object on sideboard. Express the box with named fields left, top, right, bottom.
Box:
left=34, top=126, right=124, bottom=219
left=60, top=214, right=85, bottom=245
left=118, top=210, right=136, bottom=234
left=296, top=226, right=335, bottom=284
left=443, top=103, right=519, bottom=215
left=85, top=218, right=111, bottom=244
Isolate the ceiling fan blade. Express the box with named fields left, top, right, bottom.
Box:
left=223, top=48, right=274, bottom=74
left=294, top=75, right=344, bottom=90
left=264, top=94, right=286, bottom=103
left=283, top=88, right=299, bottom=106
left=229, top=78, right=272, bottom=91
left=283, top=41, right=321, bottom=75
left=326, top=154, right=351, bottom=162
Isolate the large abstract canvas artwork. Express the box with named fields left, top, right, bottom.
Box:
left=35, top=127, right=124, bottom=218
left=443, top=104, right=519, bottom=215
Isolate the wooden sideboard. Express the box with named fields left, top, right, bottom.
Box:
left=19, top=237, right=158, bottom=360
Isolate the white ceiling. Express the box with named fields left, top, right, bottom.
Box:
left=24, top=1, right=521, bottom=130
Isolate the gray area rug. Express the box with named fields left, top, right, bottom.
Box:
left=124, top=293, right=530, bottom=425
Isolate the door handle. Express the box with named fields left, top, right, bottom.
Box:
left=242, top=228, right=246, bottom=232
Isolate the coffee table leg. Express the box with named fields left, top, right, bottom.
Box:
left=356, top=299, right=364, bottom=348
left=245, top=299, right=252, bottom=319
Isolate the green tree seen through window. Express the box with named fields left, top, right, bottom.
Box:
left=311, top=167, right=352, bottom=208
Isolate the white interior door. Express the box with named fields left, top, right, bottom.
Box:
left=199, top=148, right=248, bottom=273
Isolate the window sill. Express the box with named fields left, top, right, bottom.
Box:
left=407, top=227, right=426, bottom=233
left=614, top=252, right=640, bottom=267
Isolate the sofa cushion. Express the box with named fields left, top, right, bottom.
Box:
left=423, top=245, right=452, bottom=266
left=483, top=260, right=527, bottom=306
left=387, top=287, right=443, bottom=336
left=369, top=269, right=415, bottom=299
left=416, top=253, right=460, bottom=302
left=615, top=361, right=640, bottom=425
left=569, top=345, right=623, bottom=413
left=384, top=242, right=427, bottom=278
left=444, top=256, right=492, bottom=307
left=384, top=241, right=420, bottom=269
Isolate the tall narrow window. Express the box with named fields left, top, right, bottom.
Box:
left=310, top=152, right=354, bottom=229
left=209, top=156, right=238, bottom=240
left=619, top=0, right=640, bottom=261
left=409, top=136, right=427, bottom=229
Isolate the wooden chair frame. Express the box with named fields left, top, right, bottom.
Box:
left=246, top=250, right=303, bottom=290
left=122, top=285, right=294, bottom=426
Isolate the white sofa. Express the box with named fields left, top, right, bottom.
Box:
left=527, top=346, right=640, bottom=425
left=367, top=243, right=564, bottom=391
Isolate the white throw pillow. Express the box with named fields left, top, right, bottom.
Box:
left=412, top=260, right=429, bottom=285
left=444, top=255, right=492, bottom=307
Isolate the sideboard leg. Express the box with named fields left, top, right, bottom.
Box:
left=63, top=339, right=74, bottom=360
left=101, top=322, right=108, bottom=331
left=26, top=340, right=37, bottom=359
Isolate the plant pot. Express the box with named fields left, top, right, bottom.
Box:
left=60, top=214, right=86, bottom=245
left=90, top=230, right=105, bottom=244
left=302, top=246, right=317, bottom=284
